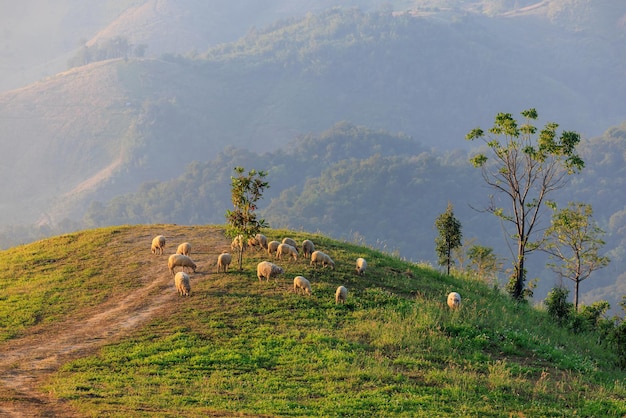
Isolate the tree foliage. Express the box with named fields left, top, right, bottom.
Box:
left=466, top=108, right=584, bottom=301
left=225, top=167, right=269, bottom=270
left=543, top=202, right=610, bottom=311
left=435, top=202, right=462, bottom=275
left=467, top=244, right=502, bottom=284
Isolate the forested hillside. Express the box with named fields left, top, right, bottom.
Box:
left=78, top=121, right=626, bottom=312
left=1, top=5, right=625, bottom=230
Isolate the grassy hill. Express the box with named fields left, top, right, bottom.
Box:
left=0, top=225, right=623, bottom=416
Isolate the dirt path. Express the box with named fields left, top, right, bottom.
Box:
left=0, top=225, right=228, bottom=417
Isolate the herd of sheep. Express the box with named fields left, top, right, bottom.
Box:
left=150, top=233, right=462, bottom=309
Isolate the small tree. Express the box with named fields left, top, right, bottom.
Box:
left=435, top=202, right=462, bottom=275
left=543, top=202, right=610, bottom=311
left=466, top=109, right=584, bottom=301
left=467, top=244, right=502, bottom=285
left=545, top=286, right=573, bottom=325
left=225, top=167, right=269, bottom=270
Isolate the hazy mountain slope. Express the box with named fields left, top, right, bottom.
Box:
left=0, top=5, right=624, bottom=230
left=0, top=60, right=138, bottom=224
left=0, top=0, right=396, bottom=93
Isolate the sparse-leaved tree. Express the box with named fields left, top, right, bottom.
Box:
left=466, top=109, right=584, bottom=301
left=543, top=202, right=610, bottom=311
left=435, top=202, right=462, bottom=275
left=225, top=167, right=269, bottom=270
left=467, top=244, right=502, bottom=285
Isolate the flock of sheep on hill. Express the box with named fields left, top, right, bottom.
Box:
left=150, top=233, right=462, bottom=309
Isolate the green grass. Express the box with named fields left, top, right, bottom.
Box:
left=1, top=226, right=625, bottom=416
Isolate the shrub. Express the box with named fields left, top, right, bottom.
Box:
left=545, top=287, right=573, bottom=325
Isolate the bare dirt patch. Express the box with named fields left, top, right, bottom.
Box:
left=0, top=225, right=229, bottom=417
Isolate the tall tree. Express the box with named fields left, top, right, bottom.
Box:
left=466, top=109, right=584, bottom=301
left=435, top=202, right=462, bottom=275
left=225, top=167, right=270, bottom=270
left=543, top=202, right=610, bottom=311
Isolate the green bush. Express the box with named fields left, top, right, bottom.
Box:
left=545, top=287, right=573, bottom=325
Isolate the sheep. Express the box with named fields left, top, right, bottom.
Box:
left=256, top=233, right=268, bottom=250
left=293, top=276, right=312, bottom=295
left=281, top=237, right=298, bottom=251
left=267, top=240, right=280, bottom=257
left=151, top=235, right=166, bottom=255
left=277, top=243, right=298, bottom=261
left=355, top=257, right=367, bottom=276
left=231, top=234, right=247, bottom=252
left=176, top=242, right=191, bottom=256
left=217, top=252, right=232, bottom=273
left=302, top=239, right=315, bottom=258
left=248, top=233, right=268, bottom=250
left=447, top=292, right=461, bottom=309
left=174, top=271, right=191, bottom=296
left=310, top=250, right=335, bottom=269
left=168, top=254, right=197, bottom=276
left=256, top=261, right=284, bottom=282
left=335, top=286, right=348, bottom=304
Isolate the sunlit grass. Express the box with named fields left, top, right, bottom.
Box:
left=1, top=225, right=624, bottom=416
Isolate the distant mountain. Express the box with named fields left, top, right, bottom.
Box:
left=1, top=5, right=624, bottom=232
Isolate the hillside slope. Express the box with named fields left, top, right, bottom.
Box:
left=2, top=4, right=625, bottom=229
left=0, top=225, right=623, bottom=416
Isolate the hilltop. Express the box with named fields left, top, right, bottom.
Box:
left=0, top=225, right=623, bottom=416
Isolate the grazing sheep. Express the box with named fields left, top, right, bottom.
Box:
left=248, top=233, right=268, bottom=250
left=174, top=271, right=191, bottom=296
left=302, top=239, right=315, bottom=258
left=310, top=250, right=335, bottom=269
left=168, top=254, right=197, bottom=276
left=355, top=257, right=367, bottom=276
left=277, top=243, right=298, bottom=261
left=267, top=240, right=280, bottom=257
left=151, top=235, right=166, bottom=255
left=176, top=242, right=192, bottom=256
left=231, top=235, right=247, bottom=252
left=447, top=292, right=461, bottom=309
left=281, top=237, right=298, bottom=251
left=256, top=261, right=284, bottom=282
left=256, top=233, right=268, bottom=250
left=335, top=286, right=348, bottom=304
left=217, top=252, right=232, bottom=273
left=293, top=276, right=312, bottom=295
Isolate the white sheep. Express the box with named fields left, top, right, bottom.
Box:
left=277, top=243, right=298, bottom=261
left=281, top=237, right=298, bottom=251
left=310, top=250, right=335, bottom=269
left=256, top=261, right=284, bottom=282
left=293, top=276, right=312, bottom=295
left=151, top=235, right=166, bottom=255
left=447, top=292, right=461, bottom=309
left=176, top=242, right=192, bottom=256
left=355, top=257, right=367, bottom=276
left=248, top=233, right=268, bottom=250
left=174, top=271, right=191, bottom=296
left=302, top=239, right=315, bottom=258
left=217, top=252, right=232, bottom=273
left=267, top=240, right=280, bottom=257
left=231, top=234, right=247, bottom=252
left=256, top=233, right=268, bottom=250
left=168, top=254, right=197, bottom=276
left=335, top=286, right=348, bottom=304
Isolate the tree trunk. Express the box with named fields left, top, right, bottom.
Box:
left=513, top=244, right=525, bottom=300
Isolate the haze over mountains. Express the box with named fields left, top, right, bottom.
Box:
left=0, top=0, right=625, bottom=309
